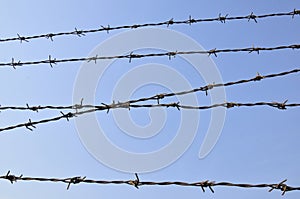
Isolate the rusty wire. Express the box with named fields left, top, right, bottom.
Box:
left=0, top=9, right=299, bottom=43
left=123, top=100, right=300, bottom=110
left=0, top=67, right=299, bottom=113
left=0, top=100, right=299, bottom=132
left=0, top=68, right=300, bottom=132
left=0, top=171, right=299, bottom=195
left=1, top=9, right=299, bottom=197
left=2, top=44, right=300, bottom=69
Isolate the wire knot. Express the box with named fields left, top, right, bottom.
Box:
left=167, top=18, right=174, bottom=27
left=67, top=176, right=86, bottom=190
left=204, top=83, right=215, bottom=96
left=46, top=33, right=54, bottom=41
left=167, top=102, right=180, bottom=111
left=73, top=98, right=84, bottom=113
left=10, top=58, right=22, bottom=69
left=5, top=171, right=22, bottom=184
left=48, top=55, right=57, bottom=68
left=129, top=173, right=140, bottom=189
left=26, top=103, right=40, bottom=112
left=198, top=180, right=215, bottom=193
left=248, top=12, right=257, bottom=23
left=208, top=48, right=217, bottom=57
left=17, top=34, right=29, bottom=43
left=101, top=25, right=110, bottom=34
left=25, top=119, right=36, bottom=131
left=219, top=13, right=228, bottom=23
left=101, top=102, right=112, bottom=113
left=74, top=28, right=85, bottom=37
left=269, top=179, right=290, bottom=195
left=225, top=102, right=237, bottom=108
left=168, top=51, right=177, bottom=60
left=188, top=15, right=196, bottom=25
left=60, top=111, right=76, bottom=121
left=128, top=52, right=141, bottom=63
left=87, top=55, right=99, bottom=64
left=249, top=45, right=260, bottom=54
left=290, top=44, right=300, bottom=50
left=292, top=9, right=300, bottom=18
left=156, top=93, right=165, bottom=104
left=274, top=100, right=288, bottom=110
left=253, top=72, right=264, bottom=81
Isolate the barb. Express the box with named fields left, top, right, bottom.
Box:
left=1, top=44, right=300, bottom=68
left=0, top=9, right=299, bottom=43
left=0, top=100, right=299, bottom=132
left=0, top=171, right=299, bottom=195
left=0, top=68, right=299, bottom=112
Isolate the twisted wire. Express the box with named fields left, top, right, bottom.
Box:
left=0, top=100, right=299, bottom=132
left=2, top=44, right=300, bottom=68
left=0, top=68, right=299, bottom=112
left=0, top=9, right=299, bottom=43
left=0, top=171, right=299, bottom=195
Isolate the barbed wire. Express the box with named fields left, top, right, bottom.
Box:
left=0, top=67, right=299, bottom=112
left=0, top=9, right=299, bottom=43
left=0, top=100, right=299, bottom=132
left=1, top=9, right=299, bottom=198
left=124, top=101, right=300, bottom=110
left=1, top=171, right=299, bottom=195
left=2, top=44, right=300, bottom=69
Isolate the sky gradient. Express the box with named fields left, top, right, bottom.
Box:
left=0, top=1, right=299, bottom=199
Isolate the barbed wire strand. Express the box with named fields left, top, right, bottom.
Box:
left=0, top=9, right=299, bottom=43
left=0, top=68, right=299, bottom=112
left=1, top=171, right=299, bottom=195
left=0, top=100, right=299, bottom=132
left=2, top=44, right=300, bottom=68
left=1, top=9, right=299, bottom=197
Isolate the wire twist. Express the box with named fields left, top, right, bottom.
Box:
left=0, top=171, right=299, bottom=195
left=0, top=100, right=299, bottom=132
left=0, top=9, right=299, bottom=43
left=0, top=68, right=299, bottom=112
left=1, top=44, right=300, bottom=68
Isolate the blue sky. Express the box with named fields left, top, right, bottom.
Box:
left=0, top=1, right=299, bottom=199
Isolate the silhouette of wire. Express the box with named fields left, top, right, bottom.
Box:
left=2, top=44, right=300, bottom=69
left=0, top=9, right=299, bottom=43
left=1, top=68, right=299, bottom=112
left=1, top=171, right=299, bottom=195
left=0, top=100, right=299, bottom=132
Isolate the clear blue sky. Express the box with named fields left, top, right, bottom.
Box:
left=0, top=1, right=299, bottom=199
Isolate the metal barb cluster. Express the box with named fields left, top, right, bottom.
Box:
left=48, top=55, right=57, bottom=68
left=248, top=12, right=258, bottom=23
left=4, top=171, right=23, bottom=184
left=0, top=9, right=298, bottom=43
left=17, top=34, right=29, bottom=43
left=0, top=171, right=299, bottom=195
left=128, top=173, right=140, bottom=189
left=60, top=111, right=76, bottom=121
left=66, top=176, right=87, bottom=190
left=25, top=119, right=36, bottom=131
left=10, top=58, right=22, bottom=69
left=269, top=179, right=289, bottom=195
